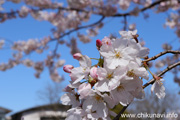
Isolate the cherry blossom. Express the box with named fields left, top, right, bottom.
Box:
left=1, top=0, right=180, bottom=118
left=125, top=59, right=149, bottom=80
left=111, top=78, right=144, bottom=106
left=78, top=82, right=92, bottom=99
left=151, top=76, right=166, bottom=99
left=0, top=39, right=4, bottom=49
left=70, top=55, right=91, bottom=84
left=1, top=0, right=180, bottom=87
left=94, top=65, right=127, bottom=92
left=100, top=37, right=138, bottom=69
left=65, top=107, right=86, bottom=120
left=61, top=92, right=80, bottom=108
left=83, top=90, right=108, bottom=119
left=60, top=30, right=167, bottom=119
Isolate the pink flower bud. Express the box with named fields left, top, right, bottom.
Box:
left=90, top=67, right=98, bottom=79
left=78, top=83, right=91, bottom=99
left=96, top=39, right=102, bottom=50
left=63, top=65, right=74, bottom=73
left=73, top=53, right=83, bottom=60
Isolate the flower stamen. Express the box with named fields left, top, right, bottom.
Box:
left=106, top=73, right=113, bottom=80
left=94, top=94, right=103, bottom=102
left=127, top=70, right=136, bottom=77
left=117, top=85, right=124, bottom=91
left=115, top=51, right=122, bottom=58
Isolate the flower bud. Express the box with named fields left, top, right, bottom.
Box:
left=63, top=65, right=74, bottom=73
left=78, top=83, right=91, bottom=99
left=90, top=67, right=98, bottom=79
left=73, top=53, right=83, bottom=60
left=96, top=39, right=102, bottom=50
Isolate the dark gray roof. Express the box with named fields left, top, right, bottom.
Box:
left=0, top=106, right=12, bottom=114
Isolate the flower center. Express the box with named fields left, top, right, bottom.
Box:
left=83, top=68, right=86, bottom=72
left=94, top=94, right=102, bottom=102
left=115, top=51, right=122, bottom=58
left=106, top=73, right=113, bottom=80
left=106, top=41, right=110, bottom=45
left=157, top=80, right=163, bottom=86
left=127, top=70, right=136, bottom=77
left=117, top=85, right=124, bottom=91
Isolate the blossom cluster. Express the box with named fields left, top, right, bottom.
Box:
left=1, top=0, right=180, bottom=84
left=2, top=0, right=180, bottom=42
left=0, top=36, right=65, bottom=82
left=61, top=30, right=166, bottom=120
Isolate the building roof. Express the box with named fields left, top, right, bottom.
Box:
left=0, top=106, right=12, bottom=114
left=10, top=103, right=70, bottom=120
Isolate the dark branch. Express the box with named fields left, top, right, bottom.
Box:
left=113, top=0, right=168, bottom=17
left=51, top=16, right=105, bottom=41
left=1, top=0, right=169, bottom=20
left=143, top=50, right=180, bottom=62
left=123, top=16, right=127, bottom=31
left=143, top=61, right=180, bottom=88
left=113, top=105, right=129, bottom=120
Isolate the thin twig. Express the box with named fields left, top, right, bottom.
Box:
left=53, top=41, right=59, bottom=56
left=113, top=105, right=129, bottom=120
left=50, top=16, right=105, bottom=41
left=113, top=60, right=180, bottom=120
left=143, top=50, right=180, bottom=62
left=123, top=16, right=127, bottom=31
left=143, top=61, right=180, bottom=88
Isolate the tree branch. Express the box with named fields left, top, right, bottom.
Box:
left=51, top=16, right=105, bottom=41
left=1, top=0, right=169, bottom=20
left=143, top=50, right=180, bottom=62
left=113, top=105, right=129, bottom=120
left=113, top=60, right=180, bottom=120
left=143, top=61, right=180, bottom=88
left=123, top=16, right=127, bottom=31
left=113, top=0, right=168, bottom=17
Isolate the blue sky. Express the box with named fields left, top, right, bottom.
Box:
left=0, top=1, right=180, bottom=115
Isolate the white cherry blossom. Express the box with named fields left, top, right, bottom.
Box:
left=78, top=82, right=92, bottom=99
left=119, top=30, right=137, bottom=39
left=125, top=59, right=149, bottom=80
left=110, top=78, right=144, bottom=106
left=100, top=37, right=138, bottom=69
left=70, top=55, right=91, bottom=84
left=65, top=107, right=86, bottom=120
left=151, top=78, right=165, bottom=99
left=95, top=65, right=127, bottom=92
left=61, top=92, right=80, bottom=108
left=83, top=90, right=108, bottom=119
